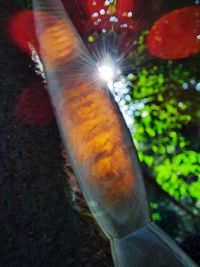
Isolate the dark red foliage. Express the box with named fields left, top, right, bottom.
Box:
left=62, top=0, right=95, bottom=34
left=147, top=6, right=200, bottom=59
left=73, top=18, right=92, bottom=34
left=9, top=11, right=39, bottom=54
left=15, top=82, right=55, bottom=126
left=62, top=0, right=88, bottom=21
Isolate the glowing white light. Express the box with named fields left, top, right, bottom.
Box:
left=98, top=65, right=114, bottom=82
left=120, top=23, right=128, bottom=28
left=182, top=82, right=188, bottom=90
left=178, top=102, right=184, bottom=108
left=128, top=12, right=133, bottom=17
left=92, top=12, right=98, bottom=18
left=110, top=16, right=118, bottom=22
left=127, top=73, right=135, bottom=80
left=100, top=9, right=105, bottom=15
left=197, top=34, right=200, bottom=40
left=110, top=16, right=115, bottom=22
left=196, top=82, right=200, bottom=91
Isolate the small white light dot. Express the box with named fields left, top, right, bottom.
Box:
left=100, top=9, right=105, bottom=15
left=114, top=81, right=124, bottom=89
left=196, top=82, right=200, bottom=91
left=178, top=102, right=184, bottom=108
left=116, top=69, right=121, bottom=75
left=105, top=0, right=110, bottom=6
left=109, top=16, right=118, bottom=22
left=115, top=96, right=121, bottom=102
left=128, top=12, right=133, bottom=17
left=92, top=12, right=98, bottom=18
left=141, top=111, right=149, bottom=118
left=110, top=16, right=115, bottom=22
left=197, top=34, right=200, bottom=39
left=125, top=95, right=131, bottom=101
left=127, top=73, right=135, bottom=80
left=182, top=82, right=189, bottom=90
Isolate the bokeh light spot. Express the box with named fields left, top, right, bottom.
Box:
left=88, top=35, right=95, bottom=42
left=147, top=6, right=200, bottom=59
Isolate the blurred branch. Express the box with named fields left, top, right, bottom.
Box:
left=143, top=169, right=199, bottom=219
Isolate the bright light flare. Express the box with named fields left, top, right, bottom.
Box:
left=98, top=64, right=114, bottom=82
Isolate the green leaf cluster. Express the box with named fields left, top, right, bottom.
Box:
left=128, top=61, right=200, bottom=207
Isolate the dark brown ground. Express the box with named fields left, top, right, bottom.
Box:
left=0, top=2, right=113, bottom=266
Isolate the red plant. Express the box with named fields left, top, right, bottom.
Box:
left=15, top=82, right=54, bottom=126
left=73, top=19, right=92, bottom=34
left=9, top=10, right=39, bottom=54
left=147, top=6, right=200, bottom=59
left=9, top=11, right=56, bottom=55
